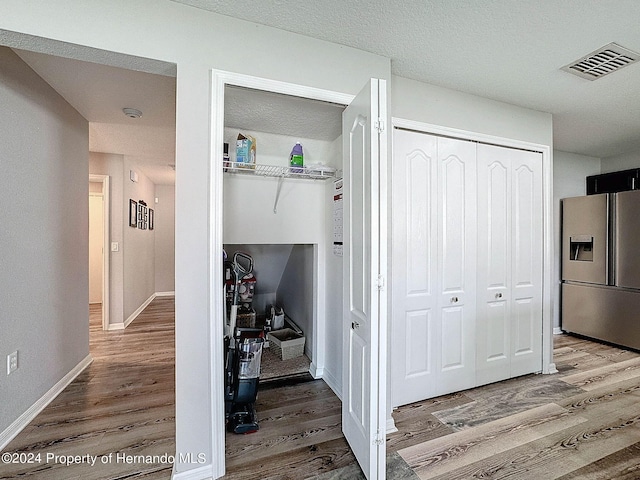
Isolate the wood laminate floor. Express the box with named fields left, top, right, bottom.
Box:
left=4, top=301, right=640, bottom=480
left=1, top=300, right=176, bottom=480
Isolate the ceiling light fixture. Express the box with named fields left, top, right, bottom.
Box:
left=123, top=107, right=143, bottom=119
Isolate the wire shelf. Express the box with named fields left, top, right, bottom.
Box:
left=224, top=161, right=337, bottom=180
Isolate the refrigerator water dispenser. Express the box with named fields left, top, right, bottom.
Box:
left=569, top=235, right=594, bottom=262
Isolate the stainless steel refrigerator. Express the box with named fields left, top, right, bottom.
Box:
left=562, top=190, right=640, bottom=350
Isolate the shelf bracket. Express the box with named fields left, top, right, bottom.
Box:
left=273, top=175, right=285, bottom=213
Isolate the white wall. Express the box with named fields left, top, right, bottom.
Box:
left=124, top=161, right=156, bottom=321
left=391, top=75, right=553, bottom=147
left=553, top=150, right=601, bottom=331
left=0, top=47, right=89, bottom=437
left=0, top=3, right=391, bottom=476
left=154, top=185, right=175, bottom=293
left=601, top=149, right=640, bottom=173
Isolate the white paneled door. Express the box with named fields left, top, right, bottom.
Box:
left=391, top=130, right=476, bottom=406
left=476, top=144, right=543, bottom=383
left=391, top=128, right=543, bottom=408
left=342, top=79, right=387, bottom=480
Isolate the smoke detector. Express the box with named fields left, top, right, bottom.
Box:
left=562, top=43, right=640, bottom=80
left=123, top=107, right=143, bottom=119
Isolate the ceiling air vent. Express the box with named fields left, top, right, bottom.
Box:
left=562, top=43, right=640, bottom=80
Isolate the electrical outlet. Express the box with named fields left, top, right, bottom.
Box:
left=7, top=351, right=18, bottom=375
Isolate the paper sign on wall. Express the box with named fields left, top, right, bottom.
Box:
left=333, top=179, right=343, bottom=257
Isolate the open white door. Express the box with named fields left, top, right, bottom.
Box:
left=342, top=78, right=388, bottom=480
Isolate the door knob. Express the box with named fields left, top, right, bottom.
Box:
left=450, top=296, right=459, bottom=303
left=495, top=292, right=503, bottom=299
left=351, top=321, right=360, bottom=330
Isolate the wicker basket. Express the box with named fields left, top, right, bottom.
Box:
left=267, top=328, right=305, bottom=360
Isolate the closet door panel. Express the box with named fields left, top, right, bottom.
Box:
left=437, top=137, right=476, bottom=392
left=510, top=151, right=543, bottom=376
left=476, top=145, right=511, bottom=384
left=391, top=129, right=438, bottom=406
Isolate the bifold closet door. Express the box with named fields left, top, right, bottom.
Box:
left=391, top=129, right=476, bottom=406
left=476, top=144, right=543, bottom=385
left=391, top=129, right=439, bottom=405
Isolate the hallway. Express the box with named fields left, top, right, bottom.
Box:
left=1, top=298, right=175, bottom=479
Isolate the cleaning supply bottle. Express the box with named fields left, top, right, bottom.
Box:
left=290, top=142, right=304, bottom=173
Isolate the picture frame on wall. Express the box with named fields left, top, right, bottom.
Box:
left=129, top=199, right=137, bottom=227
left=138, top=201, right=147, bottom=230
left=149, top=209, right=154, bottom=230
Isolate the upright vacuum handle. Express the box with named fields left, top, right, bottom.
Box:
left=233, top=252, right=253, bottom=276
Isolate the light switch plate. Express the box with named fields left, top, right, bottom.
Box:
left=7, top=351, right=18, bottom=375
left=111, top=242, right=119, bottom=252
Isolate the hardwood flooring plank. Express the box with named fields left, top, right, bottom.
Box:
left=557, top=441, right=640, bottom=480
left=432, top=376, right=584, bottom=431
left=225, top=413, right=344, bottom=466
left=224, top=438, right=356, bottom=480
left=398, top=403, right=587, bottom=479
left=559, top=356, right=640, bottom=391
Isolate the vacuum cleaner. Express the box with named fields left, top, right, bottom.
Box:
left=224, top=251, right=265, bottom=434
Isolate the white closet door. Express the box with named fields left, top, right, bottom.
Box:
left=509, top=149, right=543, bottom=377
left=436, top=137, right=477, bottom=395
left=477, top=144, right=543, bottom=384
left=391, top=129, right=439, bottom=406
left=476, top=145, right=512, bottom=385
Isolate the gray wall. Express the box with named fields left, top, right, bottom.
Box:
left=154, top=185, right=175, bottom=293
left=0, top=47, right=89, bottom=434
left=123, top=161, right=156, bottom=321
left=277, top=244, right=315, bottom=358
left=553, top=150, right=601, bottom=330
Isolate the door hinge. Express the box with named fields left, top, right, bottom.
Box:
left=376, top=274, right=386, bottom=291
left=374, top=118, right=385, bottom=134
left=373, top=432, right=384, bottom=446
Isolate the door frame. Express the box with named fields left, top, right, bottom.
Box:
left=390, top=118, right=556, bottom=378
left=89, top=174, right=110, bottom=331
left=209, top=69, right=354, bottom=477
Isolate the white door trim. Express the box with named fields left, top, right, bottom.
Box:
left=391, top=118, right=556, bottom=376
left=209, top=69, right=354, bottom=478
left=89, top=174, right=110, bottom=332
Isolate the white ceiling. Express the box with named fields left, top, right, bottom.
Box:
left=10, top=1, right=640, bottom=187
left=176, top=0, right=640, bottom=160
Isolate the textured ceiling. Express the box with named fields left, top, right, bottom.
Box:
left=225, top=86, right=344, bottom=141
left=175, top=0, right=640, bottom=160
left=13, top=48, right=177, bottom=185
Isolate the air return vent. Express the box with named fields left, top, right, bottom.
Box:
left=562, top=43, right=640, bottom=80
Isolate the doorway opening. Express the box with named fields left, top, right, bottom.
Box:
left=89, top=174, right=110, bottom=332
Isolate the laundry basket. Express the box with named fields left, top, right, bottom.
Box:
left=267, top=328, right=305, bottom=360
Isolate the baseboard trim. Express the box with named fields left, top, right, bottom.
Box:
left=155, top=291, right=175, bottom=297
left=0, top=354, right=93, bottom=451
left=321, top=367, right=342, bottom=401
left=107, top=322, right=125, bottom=331
left=124, top=293, right=156, bottom=328
left=309, top=362, right=323, bottom=379
left=386, top=415, right=398, bottom=435
left=553, top=327, right=563, bottom=335
left=172, top=463, right=214, bottom=480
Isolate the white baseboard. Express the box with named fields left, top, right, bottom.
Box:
left=386, top=415, right=398, bottom=435
left=553, top=327, right=563, bottom=335
left=107, top=322, right=125, bottom=331
left=155, top=291, right=175, bottom=297
left=321, top=367, right=342, bottom=401
left=545, top=362, right=559, bottom=375
left=124, top=293, right=157, bottom=328
left=172, top=463, right=214, bottom=480
left=0, top=354, right=93, bottom=451
left=309, top=362, right=323, bottom=379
